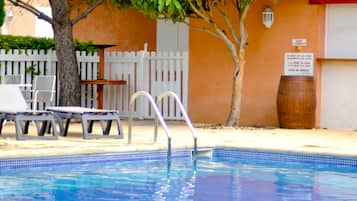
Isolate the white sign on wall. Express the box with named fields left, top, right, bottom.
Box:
left=284, top=52, right=314, bottom=76
left=292, top=38, right=307, bottom=47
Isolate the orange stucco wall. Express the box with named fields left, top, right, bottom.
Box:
left=72, top=0, right=325, bottom=127
left=189, top=0, right=325, bottom=126
left=72, top=4, right=156, bottom=51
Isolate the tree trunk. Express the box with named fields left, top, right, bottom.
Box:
left=225, top=6, right=249, bottom=127
left=49, top=0, right=81, bottom=106
left=226, top=49, right=245, bottom=127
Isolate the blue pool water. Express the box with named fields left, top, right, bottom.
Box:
left=0, top=148, right=357, bottom=201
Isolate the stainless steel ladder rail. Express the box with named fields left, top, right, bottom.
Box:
left=128, top=91, right=172, bottom=158
left=155, top=91, right=198, bottom=158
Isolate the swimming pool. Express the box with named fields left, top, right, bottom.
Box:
left=0, top=148, right=357, bottom=201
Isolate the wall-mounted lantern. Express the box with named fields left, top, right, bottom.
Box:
left=262, top=7, right=274, bottom=28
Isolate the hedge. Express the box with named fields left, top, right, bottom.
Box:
left=0, top=35, right=97, bottom=53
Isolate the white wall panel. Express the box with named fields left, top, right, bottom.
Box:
left=156, top=20, right=188, bottom=51
left=321, top=62, right=357, bottom=130
left=322, top=5, right=357, bottom=130
left=326, top=5, right=357, bottom=58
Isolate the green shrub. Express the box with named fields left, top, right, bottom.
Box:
left=0, top=35, right=97, bottom=53
left=0, top=0, right=5, bottom=26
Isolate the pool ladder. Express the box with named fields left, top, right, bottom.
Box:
left=128, top=91, right=198, bottom=159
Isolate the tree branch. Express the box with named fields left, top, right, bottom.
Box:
left=7, top=0, right=53, bottom=24
left=240, top=2, right=250, bottom=21
left=189, top=1, right=238, bottom=63
left=188, top=1, right=212, bottom=25
left=239, top=3, right=250, bottom=48
left=71, top=0, right=104, bottom=25
left=214, top=5, right=239, bottom=45
left=183, top=21, right=221, bottom=39
left=232, top=0, right=239, bottom=9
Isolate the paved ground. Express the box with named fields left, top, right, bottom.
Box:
left=1, top=120, right=357, bottom=159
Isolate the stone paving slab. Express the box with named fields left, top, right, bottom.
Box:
left=1, top=120, right=357, bottom=159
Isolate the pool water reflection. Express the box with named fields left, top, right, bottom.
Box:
left=0, top=149, right=356, bottom=201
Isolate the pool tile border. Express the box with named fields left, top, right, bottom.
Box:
left=1, top=148, right=357, bottom=169
left=0, top=150, right=191, bottom=169
left=214, top=147, right=357, bottom=167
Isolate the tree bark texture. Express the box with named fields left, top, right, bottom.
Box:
left=225, top=50, right=245, bottom=127
left=49, top=0, right=81, bottom=106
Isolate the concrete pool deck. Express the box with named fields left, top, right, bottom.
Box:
left=1, top=120, right=357, bottom=159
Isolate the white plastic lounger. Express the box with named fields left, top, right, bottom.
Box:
left=0, top=85, right=57, bottom=140
left=46, top=106, right=123, bottom=139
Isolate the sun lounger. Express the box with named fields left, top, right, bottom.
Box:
left=46, top=106, right=123, bottom=139
left=0, top=85, right=57, bottom=140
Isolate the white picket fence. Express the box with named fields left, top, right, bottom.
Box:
left=0, top=49, right=188, bottom=119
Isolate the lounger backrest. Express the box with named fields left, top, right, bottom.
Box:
left=33, top=75, right=56, bottom=102
left=0, top=85, right=28, bottom=111
left=2, top=75, right=23, bottom=84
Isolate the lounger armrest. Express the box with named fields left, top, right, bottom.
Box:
left=33, top=90, right=55, bottom=101
left=24, top=89, right=55, bottom=94
left=34, top=90, right=56, bottom=93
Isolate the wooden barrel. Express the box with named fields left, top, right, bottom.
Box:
left=277, top=76, right=316, bottom=129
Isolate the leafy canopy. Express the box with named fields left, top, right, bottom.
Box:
left=114, top=0, right=255, bottom=22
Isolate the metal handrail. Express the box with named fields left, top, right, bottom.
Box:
left=156, top=91, right=198, bottom=159
left=128, top=91, right=172, bottom=158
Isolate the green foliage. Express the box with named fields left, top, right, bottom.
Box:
left=25, top=65, right=41, bottom=78
left=0, top=35, right=55, bottom=50
left=239, top=0, right=252, bottom=9
left=115, top=0, right=190, bottom=22
left=73, top=39, right=97, bottom=52
left=0, top=0, right=4, bottom=26
left=115, top=0, right=254, bottom=22
left=0, top=35, right=97, bottom=52
left=114, top=0, right=275, bottom=22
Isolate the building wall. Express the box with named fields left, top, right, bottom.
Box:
left=188, top=0, right=325, bottom=126
left=72, top=4, right=156, bottom=51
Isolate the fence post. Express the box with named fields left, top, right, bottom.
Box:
left=0, top=50, right=5, bottom=82
left=182, top=52, right=189, bottom=111
left=47, top=50, right=59, bottom=105
left=136, top=50, right=147, bottom=119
